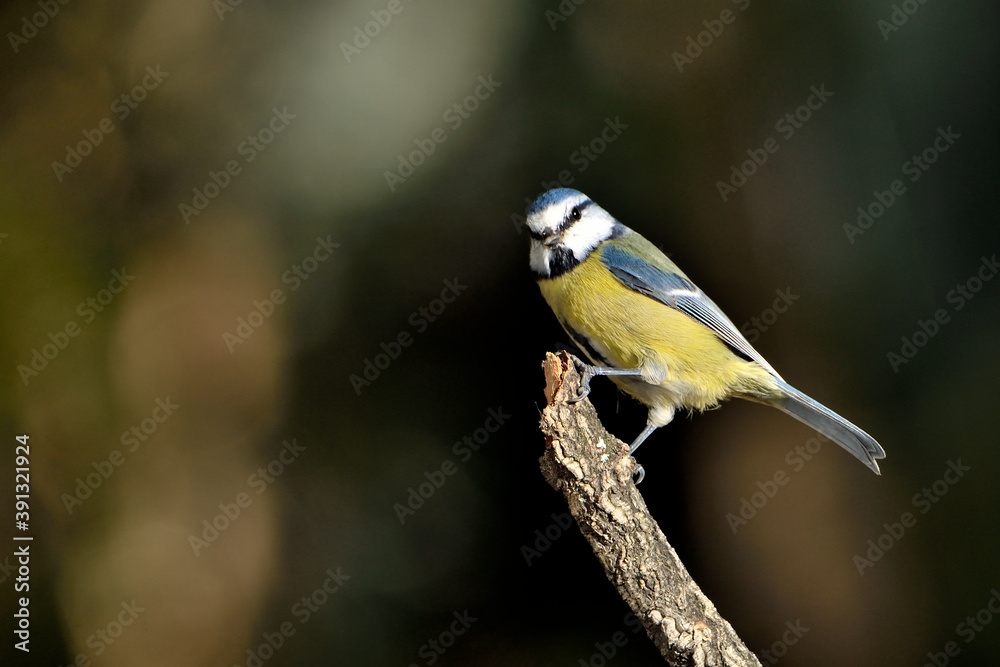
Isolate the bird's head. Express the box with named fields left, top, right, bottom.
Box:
left=526, top=188, right=621, bottom=278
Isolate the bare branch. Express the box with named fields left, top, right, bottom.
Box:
left=538, top=351, right=762, bottom=667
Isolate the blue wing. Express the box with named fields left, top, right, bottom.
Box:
left=599, top=241, right=781, bottom=378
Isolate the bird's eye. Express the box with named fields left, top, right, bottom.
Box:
left=570, top=207, right=581, bottom=221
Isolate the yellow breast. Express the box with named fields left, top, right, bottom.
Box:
left=538, top=251, right=776, bottom=417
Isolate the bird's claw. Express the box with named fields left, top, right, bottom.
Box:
left=567, top=357, right=595, bottom=403
left=633, top=464, right=645, bottom=485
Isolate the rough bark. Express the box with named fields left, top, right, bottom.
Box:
left=537, top=351, right=762, bottom=667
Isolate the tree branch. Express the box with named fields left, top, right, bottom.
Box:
left=537, top=351, right=761, bottom=667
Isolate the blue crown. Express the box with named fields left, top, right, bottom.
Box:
left=527, top=188, right=586, bottom=216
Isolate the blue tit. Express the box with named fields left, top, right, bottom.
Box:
left=526, top=188, right=885, bottom=481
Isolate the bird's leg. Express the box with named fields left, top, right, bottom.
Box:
left=567, top=356, right=643, bottom=403
left=627, top=423, right=658, bottom=484
left=565, top=355, right=656, bottom=484
left=629, top=423, right=658, bottom=455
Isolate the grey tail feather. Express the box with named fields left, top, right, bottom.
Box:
left=772, top=380, right=886, bottom=475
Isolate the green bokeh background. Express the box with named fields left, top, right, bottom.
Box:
left=1, top=1, right=998, bottom=665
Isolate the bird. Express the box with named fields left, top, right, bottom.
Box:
left=526, top=187, right=885, bottom=482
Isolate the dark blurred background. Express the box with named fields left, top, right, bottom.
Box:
left=1, top=1, right=998, bottom=665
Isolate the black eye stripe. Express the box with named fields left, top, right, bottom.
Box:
left=558, top=199, right=592, bottom=233
left=529, top=198, right=593, bottom=243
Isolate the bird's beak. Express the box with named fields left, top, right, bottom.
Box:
left=543, top=233, right=563, bottom=247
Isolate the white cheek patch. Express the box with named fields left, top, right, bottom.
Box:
left=562, top=214, right=615, bottom=260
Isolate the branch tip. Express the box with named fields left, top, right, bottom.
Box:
left=536, top=353, right=761, bottom=667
